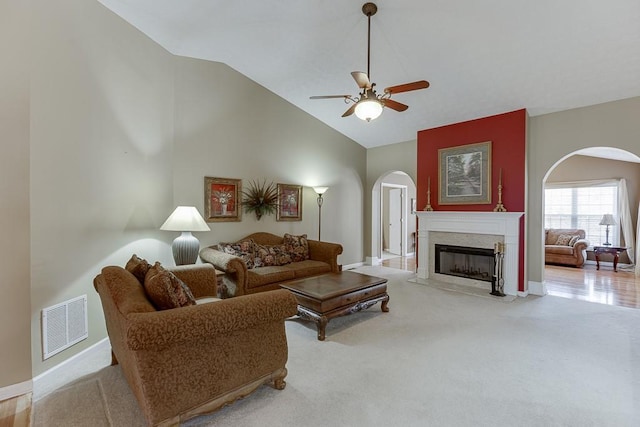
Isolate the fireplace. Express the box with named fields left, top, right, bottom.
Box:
left=415, top=211, right=524, bottom=296
left=435, top=244, right=494, bottom=282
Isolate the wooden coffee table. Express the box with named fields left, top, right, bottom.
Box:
left=280, top=271, right=389, bottom=341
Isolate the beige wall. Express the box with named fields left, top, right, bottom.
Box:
left=528, top=96, right=640, bottom=285
left=1, top=0, right=367, bottom=384
left=1, top=0, right=32, bottom=389
left=172, top=58, right=366, bottom=264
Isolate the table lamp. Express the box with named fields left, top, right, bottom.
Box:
left=599, top=214, right=616, bottom=246
left=160, top=206, right=210, bottom=265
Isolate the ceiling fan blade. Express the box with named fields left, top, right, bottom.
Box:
left=351, top=71, right=371, bottom=89
left=383, top=98, right=409, bottom=112
left=384, top=80, right=430, bottom=95
left=310, top=95, right=351, bottom=100
left=342, top=104, right=357, bottom=117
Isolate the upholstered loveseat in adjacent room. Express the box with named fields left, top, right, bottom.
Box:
left=199, top=232, right=343, bottom=297
left=94, top=258, right=298, bottom=426
left=544, top=228, right=590, bottom=267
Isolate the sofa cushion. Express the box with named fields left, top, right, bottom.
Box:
left=555, top=234, right=576, bottom=246
left=144, top=262, right=197, bottom=310
left=125, top=254, right=151, bottom=284
left=254, top=244, right=292, bottom=267
left=545, top=245, right=575, bottom=255
left=219, top=239, right=256, bottom=269
left=284, top=233, right=310, bottom=262
left=247, top=267, right=296, bottom=289
left=285, top=260, right=331, bottom=279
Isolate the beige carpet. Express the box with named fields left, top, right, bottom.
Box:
left=34, top=266, right=640, bottom=426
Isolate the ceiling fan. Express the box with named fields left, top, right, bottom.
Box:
left=310, top=2, right=430, bottom=122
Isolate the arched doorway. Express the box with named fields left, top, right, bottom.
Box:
left=370, top=171, right=417, bottom=268
left=540, top=147, right=640, bottom=306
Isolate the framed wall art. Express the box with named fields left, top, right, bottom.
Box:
left=204, top=177, right=242, bottom=222
left=276, top=183, right=302, bottom=221
left=438, top=141, right=491, bottom=205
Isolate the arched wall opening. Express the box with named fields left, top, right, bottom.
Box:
left=369, top=171, right=417, bottom=265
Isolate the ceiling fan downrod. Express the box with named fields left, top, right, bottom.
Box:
left=362, top=2, right=377, bottom=84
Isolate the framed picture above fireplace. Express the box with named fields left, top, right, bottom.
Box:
left=438, top=141, right=491, bottom=205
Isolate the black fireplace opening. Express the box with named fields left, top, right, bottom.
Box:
left=434, top=244, right=494, bottom=282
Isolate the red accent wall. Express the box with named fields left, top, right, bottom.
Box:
left=417, top=109, right=527, bottom=291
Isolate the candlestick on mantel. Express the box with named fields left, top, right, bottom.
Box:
left=493, top=167, right=507, bottom=212
left=424, top=176, right=434, bottom=211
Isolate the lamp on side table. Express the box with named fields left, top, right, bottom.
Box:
left=161, top=206, right=210, bottom=265
left=599, top=214, right=616, bottom=246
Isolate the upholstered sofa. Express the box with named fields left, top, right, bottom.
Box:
left=199, top=232, right=343, bottom=297
left=94, top=262, right=298, bottom=426
left=544, top=228, right=590, bottom=267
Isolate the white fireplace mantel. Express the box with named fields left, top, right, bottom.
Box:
left=416, top=211, right=524, bottom=296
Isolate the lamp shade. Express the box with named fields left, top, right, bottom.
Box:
left=313, top=186, right=329, bottom=195
left=354, top=99, right=383, bottom=122
left=160, top=206, right=210, bottom=232
left=599, top=214, right=616, bottom=226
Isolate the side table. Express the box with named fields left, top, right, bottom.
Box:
left=593, top=246, right=626, bottom=272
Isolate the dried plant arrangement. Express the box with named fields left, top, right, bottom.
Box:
left=241, top=180, right=279, bottom=220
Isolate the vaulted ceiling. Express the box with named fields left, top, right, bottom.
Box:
left=99, top=0, right=640, bottom=148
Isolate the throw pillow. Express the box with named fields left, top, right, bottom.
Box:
left=125, top=254, right=151, bottom=284
left=254, top=243, right=293, bottom=267
left=218, top=239, right=256, bottom=269
left=568, top=235, right=580, bottom=246
left=555, top=234, right=574, bottom=246
left=284, top=233, right=310, bottom=262
left=143, top=262, right=196, bottom=310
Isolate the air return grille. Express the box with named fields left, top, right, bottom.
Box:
left=42, top=294, right=88, bottom=360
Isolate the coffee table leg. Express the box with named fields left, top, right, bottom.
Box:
left=381, top=294, right=390, bottom=312
left=317, top=316, right=328, bottom=341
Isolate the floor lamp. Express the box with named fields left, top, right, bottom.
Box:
left=160, top=206, right=210, bottom=265
left=313, top=187, right=328, bottom=241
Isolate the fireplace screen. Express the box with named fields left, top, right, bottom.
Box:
left=434, top=244, right=494, bottom=282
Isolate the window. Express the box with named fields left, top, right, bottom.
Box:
left=544, top=181, right=619, bottom=246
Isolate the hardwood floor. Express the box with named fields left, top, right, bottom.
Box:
left=544, top=263, right=640, bottom=309
left=0, top=394, right=31, bottom=427
left=381, top=255, right=639, bottom=309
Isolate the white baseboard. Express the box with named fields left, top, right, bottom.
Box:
left=366, top=257, right=381, bottom=266
left=528, top=280, right=547, bottom=296
left=33, top=338, right=109, bottom=387
left=0, top=379, right=32, bottom=401
left=517, top=290, right=530, bottom=298
left=343, top=262, right=365, bottom=270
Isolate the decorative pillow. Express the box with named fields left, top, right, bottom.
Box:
left=284, top=233, right=310, bottom=262
left=568, top=235, right=580, bottom=246
left=555, top=234, right=574, bottom=246
left=254, top=244, right=293, bottom=267
left=218, top=239, right=256, bottom=269
left=125, top=254, right=151, bottom=284
left=143, top=262, right=196, bottom=310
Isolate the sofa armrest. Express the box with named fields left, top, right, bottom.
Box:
left=125, top=289, right=297, bottom=351
left=307, top=240, right=343, bottom=272
left=573, top=239, right=589, bottom=251
left=199, top=246, right=249, bottom=296
left=168, top=264, right=217, bottom=298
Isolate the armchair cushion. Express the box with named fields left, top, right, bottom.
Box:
left=125, top=254, right=151, bottom=284
left=143, top=262, right=196, bottom=310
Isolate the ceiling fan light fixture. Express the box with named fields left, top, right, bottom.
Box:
left=355, top=98, right=383, bottom=122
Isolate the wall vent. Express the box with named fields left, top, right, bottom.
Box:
left=42, top=294, right=88, bottom=360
